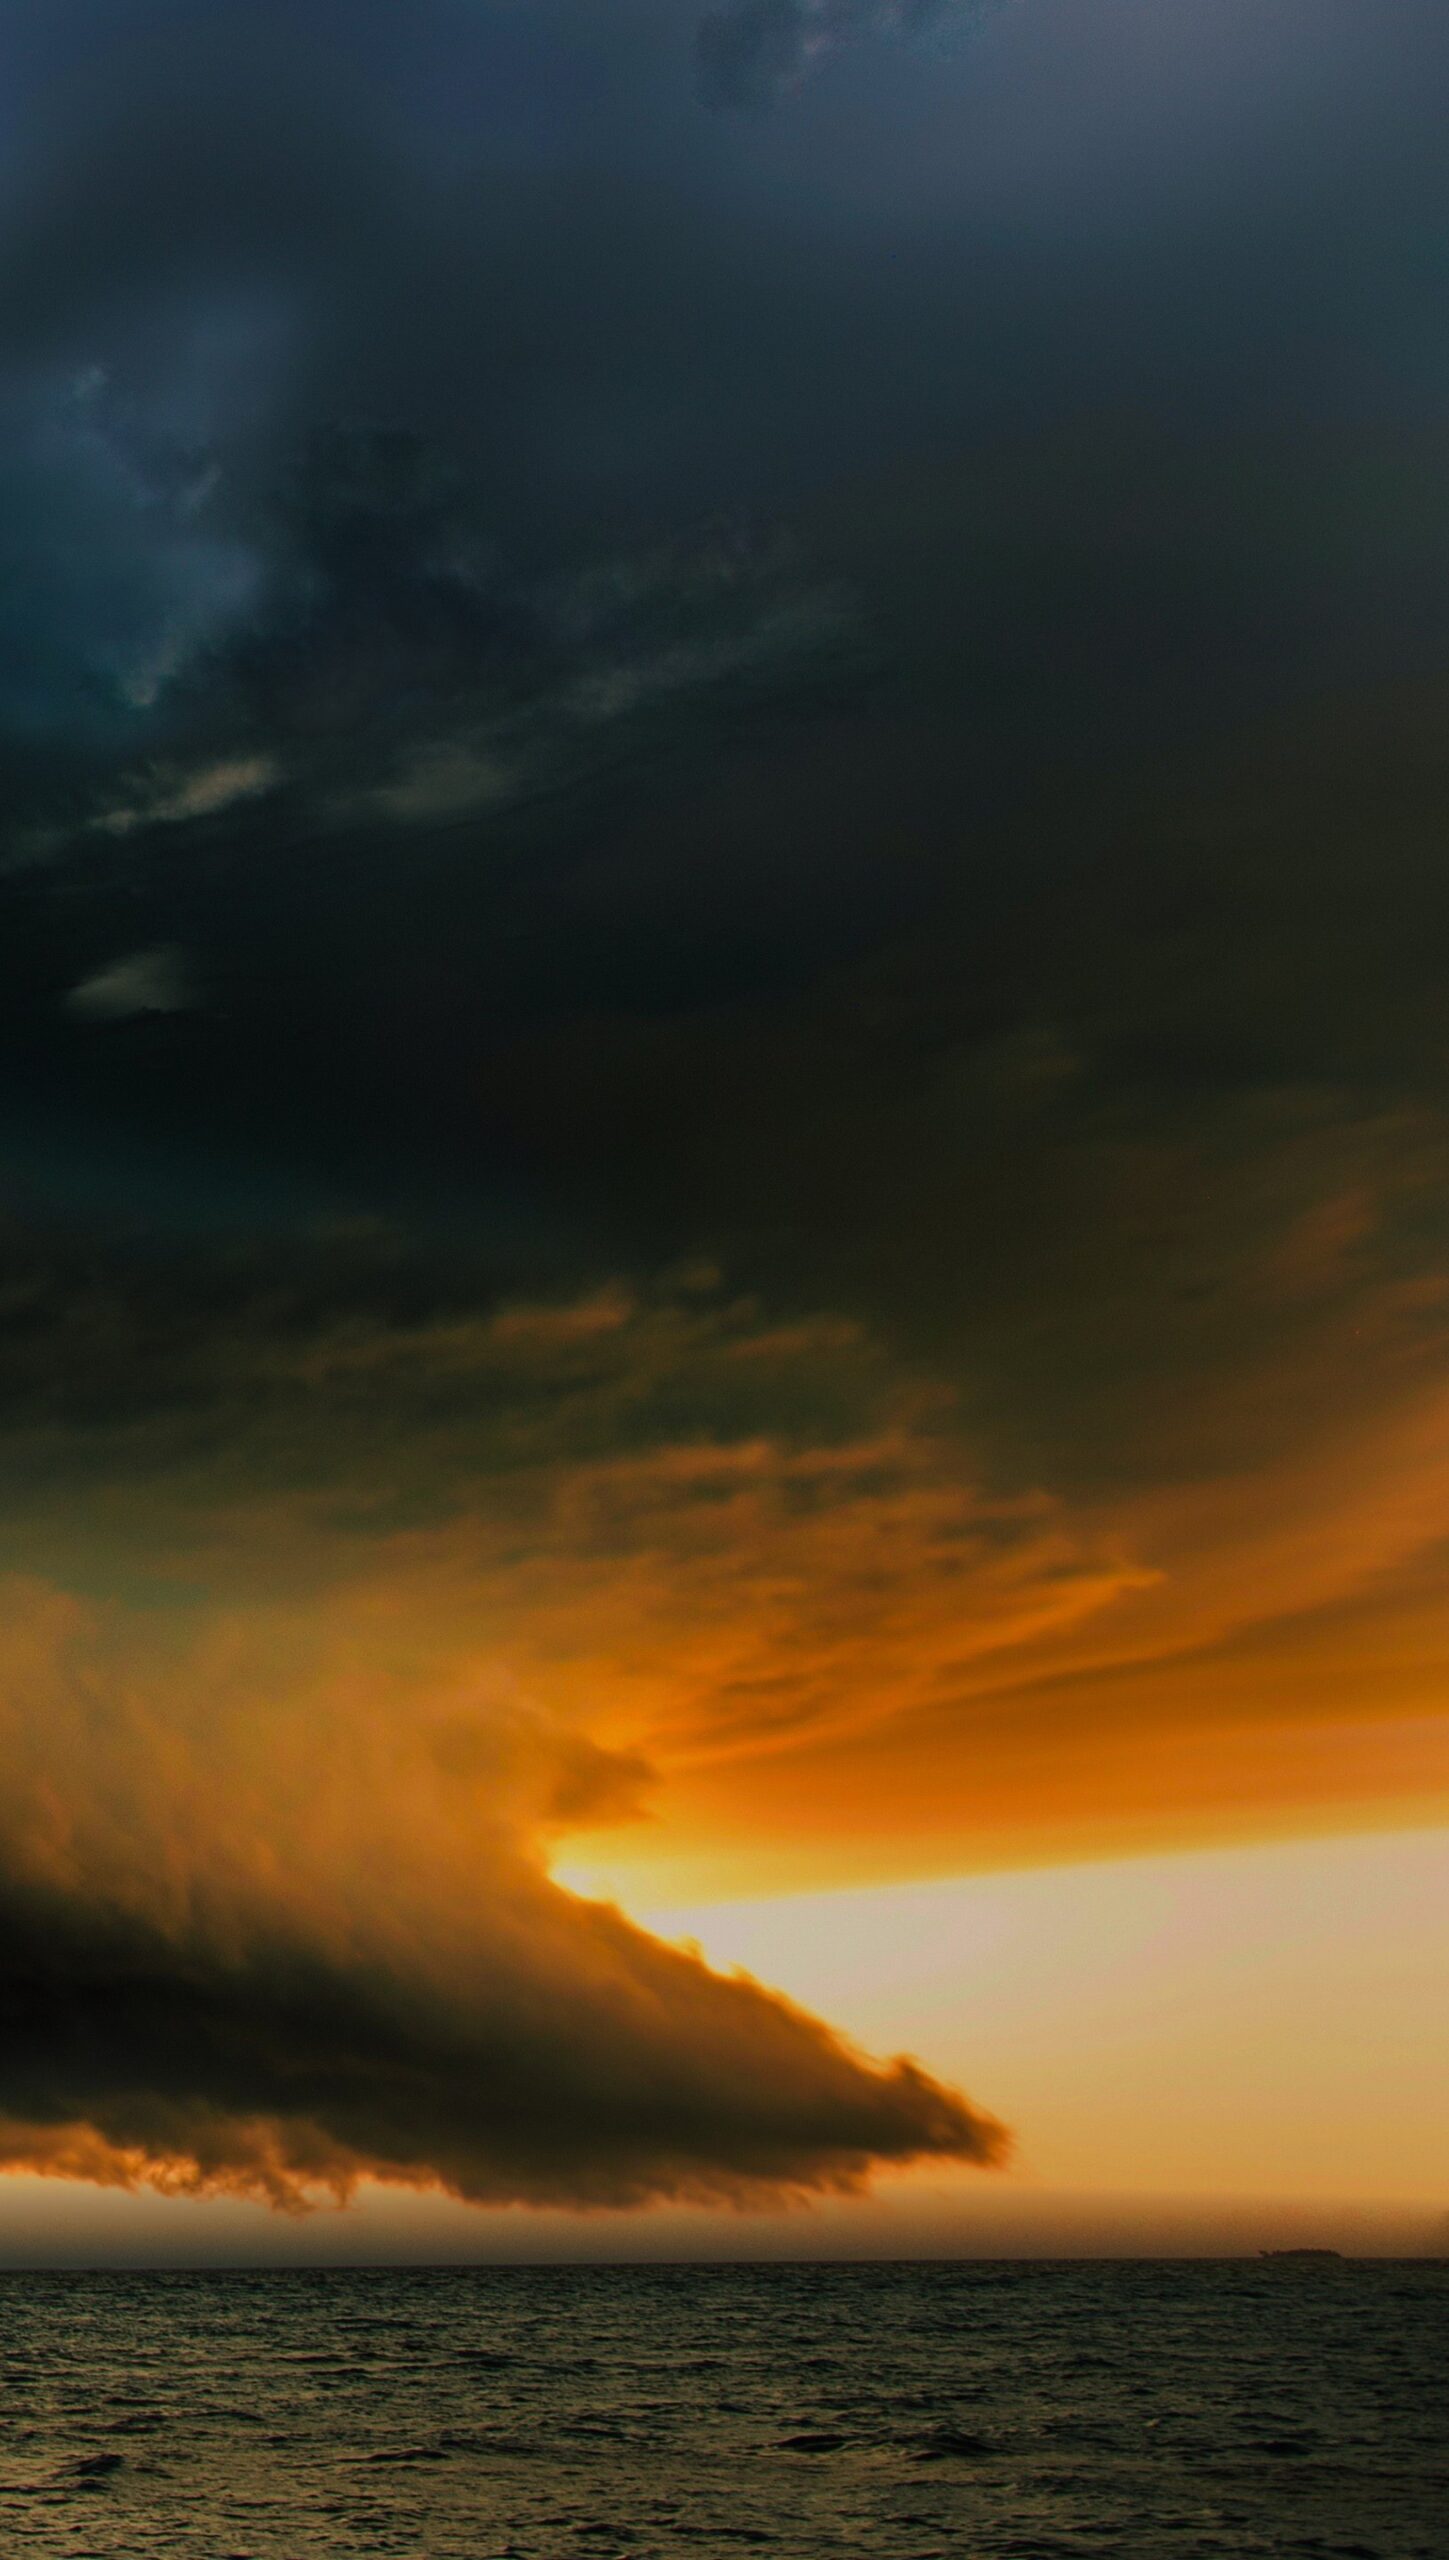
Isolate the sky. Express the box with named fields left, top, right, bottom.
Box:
left=1, top=0, right=1448, bottom=2256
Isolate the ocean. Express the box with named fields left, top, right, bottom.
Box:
left=0, top=2259, right=1441, bottom=2557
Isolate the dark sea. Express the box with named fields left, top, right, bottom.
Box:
left=0, top=2260, right=1442, bottom=2558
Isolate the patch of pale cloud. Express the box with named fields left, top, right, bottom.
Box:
left=64, top=944, right=198, bottom=1021
left=696, top=0, right=1002, bottom=107
left=90, top=754, right=280, bottom=837
left=359, top=741, right=518, bottom=826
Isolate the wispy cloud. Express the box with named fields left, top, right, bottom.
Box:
left=696, top=0, right=1001, bottom=107
left=64, top=944, right=198, bottom=1021
left=89, top=754, right=279, bottom=838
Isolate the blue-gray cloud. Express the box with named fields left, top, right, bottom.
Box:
left=696, top=0, right=999, bottom=106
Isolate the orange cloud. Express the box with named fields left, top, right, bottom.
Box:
left=0, top=1573, right=1004, bottom=2210
left=3, top=1193, right=1449, bottom=2200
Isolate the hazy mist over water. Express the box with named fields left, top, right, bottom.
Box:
left=0, top=2260, right=1442, bottom=2557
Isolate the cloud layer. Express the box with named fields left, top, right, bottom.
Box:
left=4, top=0, right=1449, bottom=2209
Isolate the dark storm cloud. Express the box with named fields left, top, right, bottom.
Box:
left=7, top=0, right=1449, bottom=2193
left=1, top=0, right=943, bottom=565
left=0, top=1236, right=1004, bottom=2211
left=3, top=0, right=1442, bottom=859
left=0, top=382, right=860, bottom=864
left=3, top=0, right=1447, bottom=1414
left=0, top=1845, right=998, bottom=2210
left=0, top=1229, right=1015, bottom=2203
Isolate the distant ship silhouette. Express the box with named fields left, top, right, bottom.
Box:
left=1259, top=2247, right=1344, bottom=2260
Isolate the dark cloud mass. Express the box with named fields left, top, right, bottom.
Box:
left=4, top=0, right=1449, bottom=2208
left=0, top=1796, right=998, bottom=2212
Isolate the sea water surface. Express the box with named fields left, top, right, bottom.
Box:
left=0, top=2260, right=1441, bottom=2557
